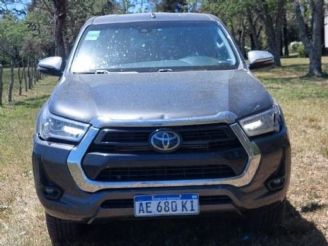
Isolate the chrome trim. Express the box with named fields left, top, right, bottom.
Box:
left=67, top=124, right=261, bottom=193
left=90, top=111, right=238, bottom=128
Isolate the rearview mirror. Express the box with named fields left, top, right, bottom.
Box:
left=37, top=56, right=63, bottom=76
left=248, top=51, right=274, bottom=70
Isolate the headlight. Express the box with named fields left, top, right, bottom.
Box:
left=38, top=108, right=89, bottom=142
left=239, top=104, right=281, bottom=137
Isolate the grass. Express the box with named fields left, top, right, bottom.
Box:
left=0, top=58, right=327, bottom=245
left=0, top=75, right=55, bottom=246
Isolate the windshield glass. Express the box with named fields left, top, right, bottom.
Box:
left=71, top=21, right=239, bottom=73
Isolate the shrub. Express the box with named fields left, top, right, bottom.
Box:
left=289, top=41, right=301, bottom=53
left=289, top=41, right=308, bottom=57
left=297, top=43, right=308, bottom=58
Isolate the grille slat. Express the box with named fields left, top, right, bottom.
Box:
left=96, top=165, right=236, bottom=182
left=91, top=124, right=241, bottom=153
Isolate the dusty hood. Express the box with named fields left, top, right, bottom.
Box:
left=48, top=70, right=273, bottom=126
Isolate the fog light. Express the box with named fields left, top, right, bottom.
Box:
left=43, top=186, right=62, bottom=200
left=266, top=177, right=285, bottom=191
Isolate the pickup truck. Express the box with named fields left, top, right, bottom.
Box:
left=33, top=13, right=291, bottom=244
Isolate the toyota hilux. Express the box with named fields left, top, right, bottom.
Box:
left=33, top=13, right=291, bottom=244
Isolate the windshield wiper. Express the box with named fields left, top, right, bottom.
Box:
left=95, top=69, right=111, bottom=74
left=157, top=68, right=173, bottom=72
left=74, top=69, right=140, bottom=74
left=73, top=71, right=95, bottom=74
left=73, top=71, right=107, bottom=74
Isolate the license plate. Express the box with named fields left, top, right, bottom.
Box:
left=134, top=194, right=199, bottom=217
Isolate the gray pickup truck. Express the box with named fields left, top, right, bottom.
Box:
left=33, top=13, right=291, bottom=244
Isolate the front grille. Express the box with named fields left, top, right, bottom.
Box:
left=96, top=165, right=236, bottom=182
left=90, top=124, right=241, bottom=153
left=100, top=196, right=232, bottom=209
left=84, top=124, right=245, bottom=182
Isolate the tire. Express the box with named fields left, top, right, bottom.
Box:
left=244, top=200, right=286, bottom=233
left=45, top=213, right=84, bottom=245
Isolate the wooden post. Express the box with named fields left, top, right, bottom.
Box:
left=0, top=63, right=3, bottom=106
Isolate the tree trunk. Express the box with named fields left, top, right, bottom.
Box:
left=0, top=64, right=3, bottom=106
left=8, top=59, right=15, bottom=103
left=294, top=0, right=323, bottom=76
left=53, top=0, right=67, bottom=59
left=239, top=20, right=247, bottom=57
left=266, top=23, right=281, bottom=66
left=230, top=22, right=236, bottom=42
left=27, top=57, right=33, bottom=89
left=256, top=0, right=285, bottom=66
left=33, top=58, right=36, bottom=84
left=23, top=64, right=28, bottom=92
left=283, top=13, right=289, bottom=57
left=122, top=0, right=129, bottom=13
left=275, top=0, right=285, bottom=60
left=309, top=0, right=323, bottom=76
left=308, top=50, right=323, bottom=76
left=18, top=66, right=22, bottom=96
left=247, top=9, right=261, bottom=50
left=34, top=59, right=40, bottom=82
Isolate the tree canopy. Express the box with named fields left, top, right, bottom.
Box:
left=0, top=0, right=326, bottom=76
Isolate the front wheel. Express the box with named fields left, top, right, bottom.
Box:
left=45, top=213, right=84, bottom=244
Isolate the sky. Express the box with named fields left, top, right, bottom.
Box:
left=0, top=0, right=30, bottom=16
left=1, top=0, right=151, bottom=15
left=1, top=0, right=201, bottom=17
left=128, top=0, right=157, bottom=13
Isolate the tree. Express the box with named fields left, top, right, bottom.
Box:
left=247, top=7, right=262, bottom=50
left=28, top=0, right=118, bottom=59
left=202, top=0, right=288, bottom=65
left=0, top=15, right=27, bottom=102
left=52, top=0, right=67, bottom=59
left=253, top=0, right=286, bottom=66
left=202, top=0, right=263, bottom=56
left=0, top=0, right=86, bottom=104
left=294, top=0, right=323, bottom=76
left=157, top=0, right=187, bottom=12
left=0, top=63, right=3, bottom=106
left=65, top=0, right=117, bottom=49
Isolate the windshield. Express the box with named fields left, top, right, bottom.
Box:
left=70, top=21, right=239, bottom=73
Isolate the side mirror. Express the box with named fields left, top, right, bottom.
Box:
left=37, top=56, right=63, bottom=76
left=248, top=51, right=274, bottom=70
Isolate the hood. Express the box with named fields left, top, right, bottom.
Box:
left=48, top=70, right=273, bottom=126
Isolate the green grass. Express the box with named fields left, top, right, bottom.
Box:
left=256, top=58, right=328, bottom=101
left=255, top=58, right=328, bottom=159
left=0, top=58, right=327, bottom=245
left=262, top=76, right=328, bottom=100
left=0, top=77, right=56, bottom=172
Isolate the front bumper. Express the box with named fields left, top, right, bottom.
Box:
left=32, top=124, right=291, bottom=222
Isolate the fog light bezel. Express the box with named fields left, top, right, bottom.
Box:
left=266, top=176, right=285, bottom=192
left=43, top=185, right=63, bottom=201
